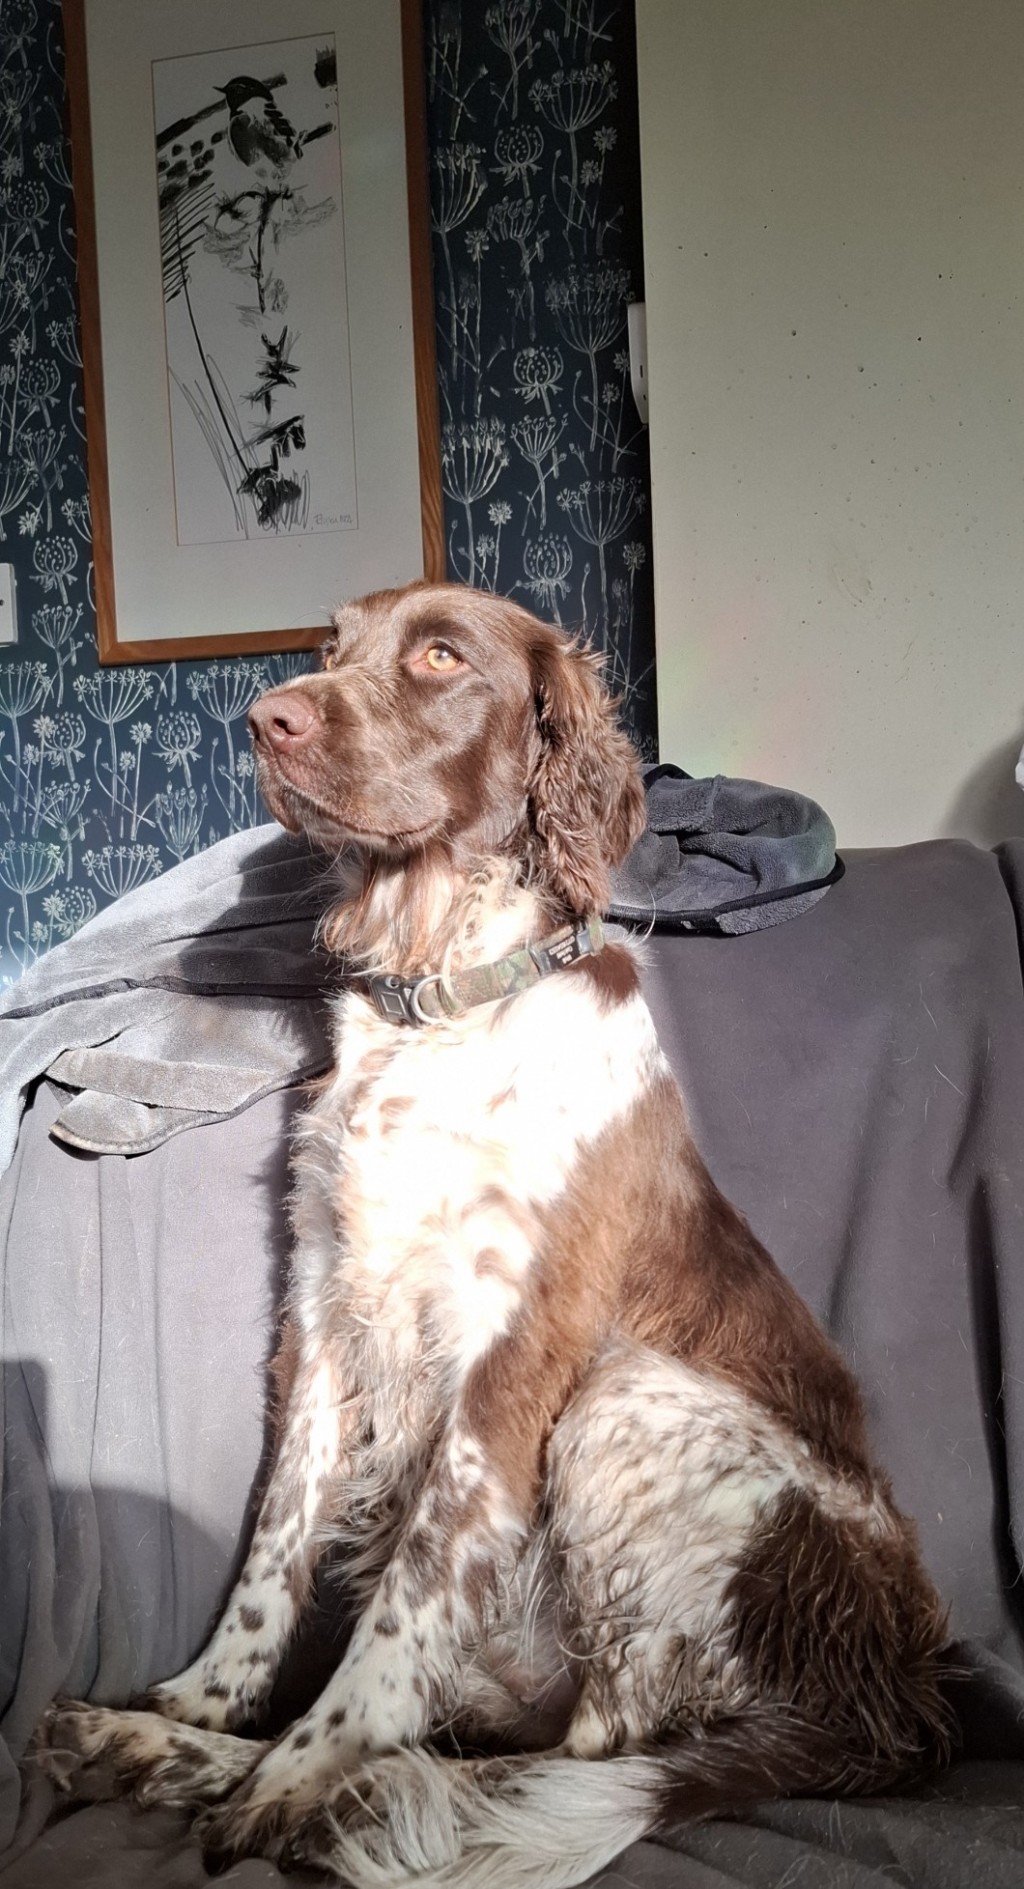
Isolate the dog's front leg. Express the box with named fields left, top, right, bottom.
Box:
left=197, top=1339, right=564, bottom=1869
left=146, top=1319, right=354, bottom=1733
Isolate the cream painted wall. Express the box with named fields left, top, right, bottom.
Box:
left=636, top=0, right=1024, bottom=847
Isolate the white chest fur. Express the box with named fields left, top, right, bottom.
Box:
left=292, top=971, right=662, bottom=1390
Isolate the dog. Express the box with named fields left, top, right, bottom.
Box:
left=37, top=582, right=950, bottom=1887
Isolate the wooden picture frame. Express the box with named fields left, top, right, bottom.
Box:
left=63, top=0, right=443, bottom=664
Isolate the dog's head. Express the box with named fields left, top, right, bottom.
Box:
left=249, top=582, right=646, bottom=915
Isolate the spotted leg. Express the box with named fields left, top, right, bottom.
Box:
left=196, top=1324, right=577, bottom=1870
left=147, top=1320, right=354, bottom=1732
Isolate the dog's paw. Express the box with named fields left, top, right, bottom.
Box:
left=195, top=1747, right=479, bottom=1877
left=31, top=1700, right=121, bottom=1801
left=31, top=1698, right=267, bottom=1810
left=196, top=1780, right=375, bottom=1877
left=194, top=1737, right=356, bottom=1873
left=139, top=1660, right=268, bottom=1734
left=196, top=1789, right=312, bottom=1874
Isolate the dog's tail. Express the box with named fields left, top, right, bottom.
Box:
left=313, top=1709, right=935, bottom=1889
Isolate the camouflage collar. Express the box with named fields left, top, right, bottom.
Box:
left=358, top=915, right=605, bottom=1027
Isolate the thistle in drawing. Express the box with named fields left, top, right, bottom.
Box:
left=244, top=327, right=298, bottom=416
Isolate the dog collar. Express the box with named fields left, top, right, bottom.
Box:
left=358, top=915, right=605, bottom=1027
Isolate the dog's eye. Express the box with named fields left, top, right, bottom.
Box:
left=419, top=644, right=462, bottom=674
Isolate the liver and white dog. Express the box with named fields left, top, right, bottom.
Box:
left=38, top=583, right=949, bottom=1887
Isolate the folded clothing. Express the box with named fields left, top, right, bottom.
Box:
left=608, top=765, right=841, bottom=933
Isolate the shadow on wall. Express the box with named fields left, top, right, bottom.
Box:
left=944, top=732, right=1024, bottom=848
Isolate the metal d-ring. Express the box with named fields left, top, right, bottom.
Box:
left=408, top=972, right=448, bottom=1024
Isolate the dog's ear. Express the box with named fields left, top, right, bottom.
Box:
left=527, top=629, right=647, bottom=916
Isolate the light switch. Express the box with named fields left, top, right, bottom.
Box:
left=627, top=301, right=649, bottom=425
left=0, top=564, right=17, bottom=645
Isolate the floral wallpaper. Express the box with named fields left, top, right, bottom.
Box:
left=0, top=0, right=654, bottom=986
left=425, top=0, right=655, bottom=733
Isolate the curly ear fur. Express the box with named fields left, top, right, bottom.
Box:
left=527, top=629, right=647, bottom=916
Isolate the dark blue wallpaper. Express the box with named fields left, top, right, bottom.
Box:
left=0, top=0, right=654, bottom=985
left=424, top=0, right=655, bottom=730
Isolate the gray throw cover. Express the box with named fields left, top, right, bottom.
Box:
left=2, top=835, right=1024, bottom=1885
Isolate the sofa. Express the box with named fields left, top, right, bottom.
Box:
left=2, top=819, right=1024, bottom=1886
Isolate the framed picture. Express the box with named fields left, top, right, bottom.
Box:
left=63, top=0, right=443, bottom=664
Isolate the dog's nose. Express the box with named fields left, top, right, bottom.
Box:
left=248, top=690, right=317, bottom=753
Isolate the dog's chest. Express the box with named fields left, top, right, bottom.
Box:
left=300, top=977, right=659, bottom=1388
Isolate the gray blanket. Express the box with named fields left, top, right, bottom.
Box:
left=3, top=836, right=1024, bottom=1884
left=0, top=827, right=333, bottom=1169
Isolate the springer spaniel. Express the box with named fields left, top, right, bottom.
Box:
left=38, top=583, right=949, bottom=1887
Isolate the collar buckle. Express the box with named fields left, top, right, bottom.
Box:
left=365, top=971, right=446, bottom=1027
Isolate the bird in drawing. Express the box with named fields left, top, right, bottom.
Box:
left=215, top=76, right=316, bottom=182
